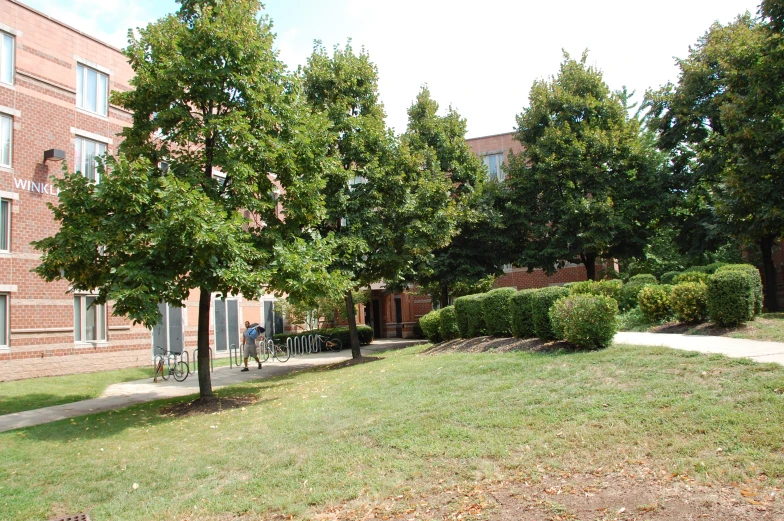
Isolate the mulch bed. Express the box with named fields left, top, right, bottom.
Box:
left=160, top=394, right=259, bottom=417
left=424, top=336, right=576, bottom=354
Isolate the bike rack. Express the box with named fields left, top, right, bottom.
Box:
left=192, top=347, right=213, bottom=373
left=286, top=334, right=323, bottom=358
left=229, top=343, right=241, bottom=368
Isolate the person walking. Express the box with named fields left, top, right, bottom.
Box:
left=241, top=321, right=263, bottom=372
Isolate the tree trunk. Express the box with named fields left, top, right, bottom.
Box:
left=760, top=235, right=779, bottom=312
left=197, top=288, right=214, bottom=399
left=345, top=290, right=361, bottom=359
left=581, top=253, right=597, bottom=281
left=440, top=282, right=449, bottom=309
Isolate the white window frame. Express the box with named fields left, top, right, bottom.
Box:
left=0, top=32, right=14, bottom=86
left=482, top=152, right=505, bottom=182
left=74, top=136, right=107, bottom=183
left=0, top=113, right=11, bottom=168
left=74, top=294, right=107, bottom=344
left=0, top=198, right=10, bottom=253
left=0, top=293, right=8, bottom=348
left=76, top=63, right=108, bottom=116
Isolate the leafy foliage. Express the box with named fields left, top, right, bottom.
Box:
left=618, top=280, right=655, bottom=312
left=628, top=274, right=657, bottom=285
left=454, top=294, right=487, bottom=338
left=510, top=289, right=538, bottom=338
left=707, top=269, right=759, bottom=326
left=531, top=286, right=571, bottom=340
left=660, top=271, right=681, bottom=285
left=715, top=264, right=763, bottom=314
left=550, top=294, right=619, bottom=348
left=569, top=279, right=622, bottom=302
left=671, top=282, right=709, bottom=323
left=637, top=285, right=673, bottom=322
left=673, top=272, right=709, bottom=285
left=481, top=287, right=517, bottom=337
left=439, top=306, right=460, bottom=341
left=419, top=309, right=443, bottom=343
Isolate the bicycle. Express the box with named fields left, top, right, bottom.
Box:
left=258, top=336, right=290, bottom=362
left=153, top=348, right=189, bottom=382
left=315, top=334, right=342, bottom=352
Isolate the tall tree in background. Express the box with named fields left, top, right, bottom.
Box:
left=303, top=45, right=456, bottom=356
left=645, top=7, right=783, bottom=310
left=505, top=52, right=665, bottom=280
left=402, top=87, right=508, bottom=308
left=34, top=0, right=343, bottom=399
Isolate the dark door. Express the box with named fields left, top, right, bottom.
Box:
left=372, top=299, right=382, bottom=338
left=394, top=297, right=403, bottom=338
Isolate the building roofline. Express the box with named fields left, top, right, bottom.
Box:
left=10, top=0, right=126, bottom=54
left=465, top=131, right=515, bottom=141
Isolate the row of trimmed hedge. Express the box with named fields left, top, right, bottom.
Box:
left=636, top=264, right=763, bottom=326
left=272, top=325, right=374, bottom=348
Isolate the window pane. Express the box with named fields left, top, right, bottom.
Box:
left=0, top=199, right=9, bottom=251
left=0, top=115, right=10, bottom=167
left=0, top=294, right=7, bottom=346
left=85, top=296, right=96, bottom=341
left=84, top=139, right=96, bottom=181
left=1, top=34, right=13, bottom=85
left=97, top=72, right=107, bottom=115
left=74, top=296, right=82, bottom=342
left=86, top=67, right=97, bottom=113
left=497, top=154, right=505, bottom=181
left=76, top=65, right=84, bottom=109
left=98, top=303, right=106, bottom=341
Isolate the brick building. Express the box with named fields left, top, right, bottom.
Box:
left=358, top=132, right=588, bottom=338
left=0, top=0, right=278, bottom=381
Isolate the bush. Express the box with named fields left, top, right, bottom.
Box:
left=439, top=306, right=459, bottom=340
left=454, top=293, right=486, bottom=338
left=419, top=309, right=442, bottom=342
left=532, top=286, right=571, bottom=340
left=670, top=282, right=708, bottom=323
left=705, top=262, right=728, bottom=274
left=616, top=307, right=651, bottom=331
left=617, top=280, right=654, bottom=312
left=672, top=271, right=709, bottom=285
left=549, top=294, right=619, bottom=349
left=628, top=274, right=657, bottom=285
left=569, top=279, right=622, bottom=301
left=272, top=325, right=374, bottom=347
left=708, top=266, right=761, bottom=326
left=684, top=265, right=710, bottom=274
left=638, top=284, right=673, bottom=322
left=716, top=264, right=763, bottom=314
left=510, top=289, right=538, bottom=338
left=482, top=287, right=517, bottom=337
left=660, top=271, right=680, bottom=285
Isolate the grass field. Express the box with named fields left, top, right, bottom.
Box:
left=619, top=311, right=784, bottom=342
left=2, top=342, right=783, bottom=520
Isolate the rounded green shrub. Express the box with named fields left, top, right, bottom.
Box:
left=549, top=294, right=619, bottom=349
left=418, top=309, right=442, bottom=342
left=670, top=282, right=708, bottom=323
left=532, top=286, right=571, bottom=340
left=660, top=271, right=680, bottom=285
left=705, top=262, right=728, bottom=274
left=482, top=287, right=517, bottom=337
left=617, top=280, right=654, bottom=312
left=684, top=265, right=710, bottom=274
left=628, top=274, right=657, bottom=285
left=638, top=284, right=673, bottom=322
left=570, top=279, right=622, bottom=301
left=454, top=293, right=486, bottom=338
left=439, top=306, right=459, bottom=340
left=672, top=271, right=709, bottom=285
left=715, top=264, right=763, bottom=314
left=510, top=289, right=538, bottom=338
left=707, top=268, right=760, bottom=326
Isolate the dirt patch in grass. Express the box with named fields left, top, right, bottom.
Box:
left=425, top=336, right=575, bottom=354
left=159, top=394, right=260, bottom=417
left=310, top=468, right=782, bottom=521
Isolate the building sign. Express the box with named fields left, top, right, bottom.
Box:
left=13, top=178, right=60, bottom=196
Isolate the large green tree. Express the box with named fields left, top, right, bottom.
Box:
left=402, top=87, right=508, bottom=307
left=645, top=6, right=784, bottom=311
left=34, top=0, right=343, bottom=398
left=303, top=45, right=456, bottom=356
left=505, top=52, right=666, bottom=280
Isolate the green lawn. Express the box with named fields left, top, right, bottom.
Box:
left=1, top=343, right=783, bottom=520
left=619, top=310, right=784, bottom=342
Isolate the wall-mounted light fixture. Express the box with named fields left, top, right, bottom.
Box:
left=43, top=149, right=66, bottom=162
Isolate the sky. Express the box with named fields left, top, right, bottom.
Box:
left=24, top=0, right=761, bottom=137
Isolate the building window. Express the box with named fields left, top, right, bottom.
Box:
left=74, top=295, right=107, bottom=343
left=76, top=64, right=108, bottom=116
left=75, top=137, right=106, bottom=183
left=482, top=152, right=505, bottom=182
left=0, top=114, right=11, bottom=168
left=0, top=32, right=13, bottom=86
left=0, top=199, right=10, bottom=252
left=0, top=294, right=7, bottom=347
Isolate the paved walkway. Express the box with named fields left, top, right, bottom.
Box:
left=0, top=339, right=425, bottom=433
left=615, top=332, right=784, bottom=365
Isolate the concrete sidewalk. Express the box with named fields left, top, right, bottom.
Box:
left=0, top=338, right=426, bottom=433
left=615, top=331, right=784, bottom=365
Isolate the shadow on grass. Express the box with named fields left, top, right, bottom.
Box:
left=424, top=336, right=586, bottom=356
left=0, top=393, right=95, bottom=417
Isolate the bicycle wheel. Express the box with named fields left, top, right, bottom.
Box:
left=155, top=355, right=169, bottom=381
left=172, top=361, right=189, bottom=382
left=274, top=343, right=290, bottom=362
left=329, top=338, right=342, bottom=352
left=260, top=340, right=271, bottom=363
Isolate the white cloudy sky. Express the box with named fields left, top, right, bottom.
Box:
left=24, top=0, right=761, bottom=137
